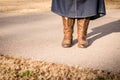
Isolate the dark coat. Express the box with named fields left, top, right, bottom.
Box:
left=51, top=0, right=106, bottom=20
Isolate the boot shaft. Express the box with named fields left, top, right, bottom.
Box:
left=77, top=18, right=90, bottom=48
left=77, top=18, right=90, bottom=39
left=62, top=16, right=75, bottom=35
left=62, top=16, right=75, bottom=48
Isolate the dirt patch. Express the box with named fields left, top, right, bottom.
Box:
left=0, top=55, right=120, bottom=80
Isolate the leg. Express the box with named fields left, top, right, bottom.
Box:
left=77, top=18, right=90, bottom=48
left=62, top=16, right=75, bottom=48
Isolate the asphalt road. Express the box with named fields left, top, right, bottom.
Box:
left=0, top=10, right=120, bottom=72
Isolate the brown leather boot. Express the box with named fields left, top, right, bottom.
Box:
left=62, top=16, right=75, bottom=48
left=77, top=18, right=90, bottom=48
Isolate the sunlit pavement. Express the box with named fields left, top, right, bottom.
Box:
left=0, top=9, right=120, bottom=72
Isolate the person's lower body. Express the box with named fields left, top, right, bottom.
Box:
left=52, top=0, right=106, bottom=48
left=62, top=16, right=90, bottom=48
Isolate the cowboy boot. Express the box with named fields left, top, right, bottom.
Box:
left=62, top=16, right=75, bottom=48
left=77, top=18, right=90, bottom=48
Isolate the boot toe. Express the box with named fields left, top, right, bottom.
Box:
left=62, top=44, right=72, bottom=48
left=78, top=41, right=88, bottom=48
left=78, top=44, right=87, bottom=48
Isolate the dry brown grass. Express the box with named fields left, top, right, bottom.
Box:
left=0, top=55, right=120, bottom=80
left=106, top=0, right=120, bottom=9
left=0, top=0, right=120, bottom=13
left=0, top=0, right=51, bottom=13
